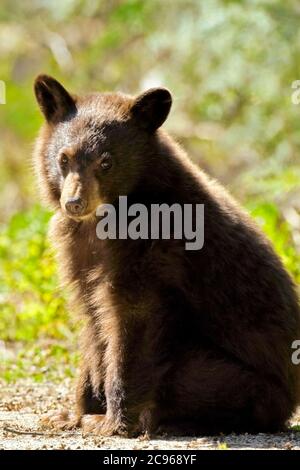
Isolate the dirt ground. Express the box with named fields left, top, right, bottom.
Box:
left=1, top=378, right=300, bottom=450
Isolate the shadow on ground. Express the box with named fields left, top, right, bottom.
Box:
left=1, top=379, right=300, bottom=450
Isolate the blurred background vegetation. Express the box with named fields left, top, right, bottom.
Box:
left=1, top=0, right=300, bottom=382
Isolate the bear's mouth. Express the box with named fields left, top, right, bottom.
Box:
left=64, top=210, right=97, bottom=222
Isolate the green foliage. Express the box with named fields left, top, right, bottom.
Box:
left=0, top=205, right=79, bottom=382
left=248, top=201, right=300, bottom=284
left=0, top=205, right=71, bottom=342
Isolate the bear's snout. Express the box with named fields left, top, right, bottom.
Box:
left=65, top=196, right=86, bottom=216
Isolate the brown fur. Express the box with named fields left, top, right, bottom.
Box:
left=34, top=75, right=300, bottom=436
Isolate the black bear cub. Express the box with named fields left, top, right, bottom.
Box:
left=34, top=74, right=300, bottom=436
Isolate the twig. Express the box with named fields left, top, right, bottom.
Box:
left=2, top=425, right=62, bottom=437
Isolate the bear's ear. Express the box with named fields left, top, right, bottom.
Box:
left=34, top=74, right=76, bottom=123
left=131, top=88, right=172, bottom=132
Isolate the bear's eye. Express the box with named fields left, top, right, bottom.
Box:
left=99, top=152, right=112, bottom=171
left=59, top=154, right=69, bottom=170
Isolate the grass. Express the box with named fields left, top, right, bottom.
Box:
left=291, top=425, right=300, bottom=432
left=0, top=343, right=78, bottom=383
left=0, top=205, right=78, bottom=382
left=0, top=206, right=69, bottom=342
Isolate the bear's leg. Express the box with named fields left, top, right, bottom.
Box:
left=76, top=366, right=106, bottom=415
left=155, top=348, right=292, bottom=435
left=41, top=319, right=107, bottom=431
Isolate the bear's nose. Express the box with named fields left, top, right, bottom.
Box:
left=65, top=197, right=85, bottom=216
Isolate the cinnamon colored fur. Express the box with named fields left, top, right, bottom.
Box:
left=33, top=75, right=300, bottom=436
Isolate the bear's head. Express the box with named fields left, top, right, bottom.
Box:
left=34, top=75, right=172, bottom=220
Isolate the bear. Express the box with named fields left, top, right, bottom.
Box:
left=33, top=74, right=300, bottom=436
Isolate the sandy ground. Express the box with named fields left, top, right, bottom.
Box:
left=1, top=378, right=300, bottom=450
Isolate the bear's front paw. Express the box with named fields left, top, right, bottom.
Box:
left=40, top=410, right=81, bottom=431
left=81, top=414, right=130, bottom=437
